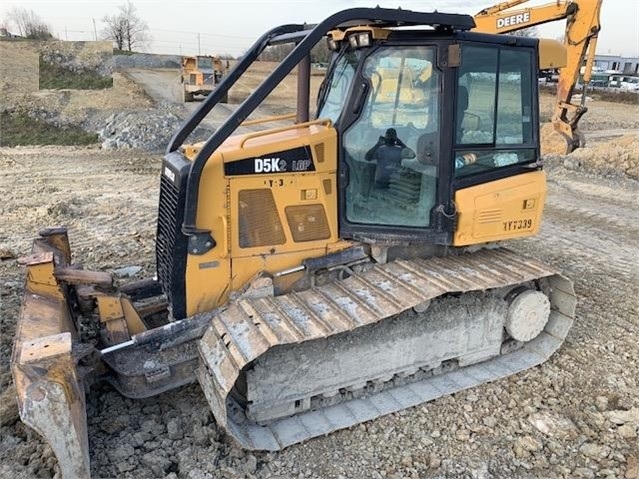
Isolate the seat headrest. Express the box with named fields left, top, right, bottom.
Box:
left=458, top=85, right=469, bottom=112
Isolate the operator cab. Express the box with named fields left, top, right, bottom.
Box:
left=316, top=27, right=539, bottom=242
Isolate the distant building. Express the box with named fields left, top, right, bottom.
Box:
left=594, top=54, right=639, bottom=74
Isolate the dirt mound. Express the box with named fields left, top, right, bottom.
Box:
left=544, top=134, right=639, bottom=180
left=0, top=41, right=153, bottom=138
left=539, top=123, right=573, bottom=155
left=0, top=41, right=38, bottom=96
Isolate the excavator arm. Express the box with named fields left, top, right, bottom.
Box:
left=473, top=0, right=603, bottom=153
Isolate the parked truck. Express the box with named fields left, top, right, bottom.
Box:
left=181, top=55, right=229, bottom=102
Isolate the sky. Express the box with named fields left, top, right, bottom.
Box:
left=1, top=0, right=638, bottom=58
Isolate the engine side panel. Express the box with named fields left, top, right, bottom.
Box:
left=453, top=170, right=546, bottom=246
left=184, top=124, right=351, bottom=317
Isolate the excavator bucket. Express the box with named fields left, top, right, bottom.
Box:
left=11, top=228, right=91, bottom=479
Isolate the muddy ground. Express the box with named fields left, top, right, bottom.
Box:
left=0, top=50, right=638, bottom=478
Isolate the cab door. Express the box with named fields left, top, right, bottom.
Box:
left=333, top=45, right=451, bottom=243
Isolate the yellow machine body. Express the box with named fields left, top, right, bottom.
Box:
left=180, top=123, right=355, bottom=316
left=453, top=170, right=546, bottom=246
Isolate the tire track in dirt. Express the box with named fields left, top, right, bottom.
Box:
left=539, top=176, right=639, bottom=284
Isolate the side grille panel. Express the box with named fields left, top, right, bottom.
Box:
left=238, top=189, right=286, bottom=248
left=156, top=154, right=191, bottom=319
left=285, top=204, right=331, bottom=242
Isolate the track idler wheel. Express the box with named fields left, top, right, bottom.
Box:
left=505, top=289, right=551, bottom=342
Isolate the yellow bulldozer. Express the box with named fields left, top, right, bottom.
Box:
left=12, top=2, right=601, bottom=477
left=181, top=54, right=229, bottom=103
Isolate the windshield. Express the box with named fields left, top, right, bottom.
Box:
left=197, top=57, right=213, bottom=70
left=342, top=46, right=440, bottom=228
left=317, top=51, right=359, bottom=123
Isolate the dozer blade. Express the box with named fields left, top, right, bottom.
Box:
left=11, top=230, right=91, bottom=479
left=198, top=248, right=576, bottom=450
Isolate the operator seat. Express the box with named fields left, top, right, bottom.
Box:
left=416, top=86, right=467, bottom=165
left=456, top=85, right=469, bottom=140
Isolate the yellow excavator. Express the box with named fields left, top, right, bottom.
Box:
left=473, top=0, right=602, bottom=153
left=12, top=2, right=601, bottom=478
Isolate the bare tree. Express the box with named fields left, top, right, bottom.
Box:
left=7, top=7, right=54, bottom=39
left=102, top=1, right=149, bottom=52
left=508, top=26, right=539, bottom=38
left=102, top=13, right=126, bottom=50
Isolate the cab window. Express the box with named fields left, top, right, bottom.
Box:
left=455, top=45, right=536, bottom=178
left=317, top=51, right=359, bottom=124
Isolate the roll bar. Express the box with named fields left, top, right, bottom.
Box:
left=170, top=7, right=476, bottom=254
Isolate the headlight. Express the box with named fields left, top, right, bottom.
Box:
left=357, top=32, right=371, bottom=47
left=347, top=31, right=372, bottom=49
left=326, top=37, right=339, bottom=51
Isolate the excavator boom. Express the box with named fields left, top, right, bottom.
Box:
left=473, top=0, right=603, bottom=153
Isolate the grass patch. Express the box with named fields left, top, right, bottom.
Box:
left=0, top=111, right=98, bottom=147
left=39, top=57, right=113, bottom=90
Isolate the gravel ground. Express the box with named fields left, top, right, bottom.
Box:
left=0, top=142, right=637, bottom=479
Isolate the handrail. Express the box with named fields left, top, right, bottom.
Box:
left=240, top=112, right=297, bottom=127
left=239, top=119, right=332, bottom=148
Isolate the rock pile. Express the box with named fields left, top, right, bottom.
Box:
left=39, top=41, right=113, bottom=78
left=98, top=104, right=213, bottom=152
left=99, top=109, right=182, bottom=151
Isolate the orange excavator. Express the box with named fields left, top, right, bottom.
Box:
left=11, top=2, right=601, bottom=478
